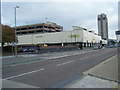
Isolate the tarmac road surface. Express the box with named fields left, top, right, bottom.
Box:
left=2, top=48, right=118, bottom=88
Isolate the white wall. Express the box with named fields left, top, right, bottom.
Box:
left=18, top=34, right=33, bottom=45
left=17, top=28, right=103, bottom=45
left=17, top=30, right=83, bottom=45
left=83, top=30, right=101, bottom=43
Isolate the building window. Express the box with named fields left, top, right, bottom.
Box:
left=28, top=31, right=34, bottom=34
left=21, top=28, right=27, bottom=30
left=21, top=32, right=27, bottom=34
left=36, top=26, right=43, bottom=28
left=44, top=26, right=48, bottom=28
left=16, top=29, right=20, bottom=31
left=103, top=17, right=106, bottom=20
left=16, top=32, right=21, bottom=34
left=28, top=27, right=35, bottom=29
left=98, top=18, right=101, bottom=21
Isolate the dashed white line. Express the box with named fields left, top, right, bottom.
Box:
left=3, top=68, right=45, bottom=80
left=56, top=60, right=74, bottom=66
left=81, top=56, right=90, bottom=60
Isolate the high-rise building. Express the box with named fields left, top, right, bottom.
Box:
left=115, top=31, right=120, bottom=43
left=98, top=13, right=108, bottom=40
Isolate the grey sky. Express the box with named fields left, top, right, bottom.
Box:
left=1, top=1, right=118, bottom=39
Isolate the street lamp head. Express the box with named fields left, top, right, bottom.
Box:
left=15, top=6, right=19, bottom=8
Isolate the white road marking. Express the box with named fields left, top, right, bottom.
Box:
left=49, top=55, right=70, bottom=59
left=81, top=56, right=90, bottom=59
left=56, top=60, right=74, bottom=66
left=3, top=68, right=45, bottom=80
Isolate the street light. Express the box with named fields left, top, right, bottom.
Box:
left=14, top=6, right=19, bottom=57
left=45, top=18, right=48, bottom=23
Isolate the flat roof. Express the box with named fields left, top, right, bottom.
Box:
left=13, top=23, right=63, bottom=29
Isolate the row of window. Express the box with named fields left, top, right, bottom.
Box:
left=16, top=30, right=61, bottom=35
left=98, top=17, right=107, bottom=21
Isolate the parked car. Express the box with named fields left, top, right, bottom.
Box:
left=29, top=48, right=36, bottom=52
left=93, top=45, right=102, bottom=50
left=22, top=48, right=29, bottom=52
left=18, top=48, right=23, bottom=52
left=93, top=46, right=99, bottom=50
left=107, top=45, right=115, bottom=48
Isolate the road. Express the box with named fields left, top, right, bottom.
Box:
left=2, top=48, right=92, bottom=66
left=2, top=48, right=118, bottom=88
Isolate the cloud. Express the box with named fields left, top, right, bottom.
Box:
left=1, top=2, right=118, bottom=39
left=108, top=14, right=118, bottom=29
left=1, top=16, right=13, bottom=26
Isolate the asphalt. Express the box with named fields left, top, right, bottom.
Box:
left=2, top=48, right=93, bottom=66
left=2, top=48, right=118, bottom=88
left=87, top=55, right=118, bottom=82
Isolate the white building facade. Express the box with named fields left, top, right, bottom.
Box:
left=17, top=26, right=107, bottom=48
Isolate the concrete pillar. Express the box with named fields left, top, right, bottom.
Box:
left=62, top=43, right=64, bottom=46
left=86, top=43, right=88, bottom=47
left=82, top=43, right=84, bottom=47
left=87, top=43, right=89, bottom=47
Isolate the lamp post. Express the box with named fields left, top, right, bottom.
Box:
left=14, top=6, right=19, bottom=57
left=45, top=18, right=48, bottom=23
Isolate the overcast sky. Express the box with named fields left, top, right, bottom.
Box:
left=1, top=1, right=119, bottom=39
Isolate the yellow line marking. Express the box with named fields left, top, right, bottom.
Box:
left=111, top=81, right=118, bottom=89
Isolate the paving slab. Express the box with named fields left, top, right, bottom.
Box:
left=2, top=79, right=39, bottom=88
left=85, top=55, right=118, bottom=82
left=65, top=75, right=118, bottom=88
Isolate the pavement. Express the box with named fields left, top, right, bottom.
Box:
left=2, top=48, right=118, bottom=88
left=2, top=79, right=38, bottom=88
left=65, top=55, right=119, bottom=88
